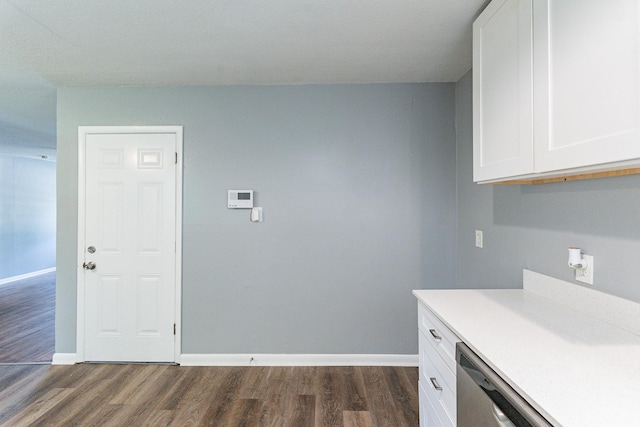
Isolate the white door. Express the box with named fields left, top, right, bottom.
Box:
left=533, top=0, right=640, bottom=173
left=77, top=126, right=182, bottom=362
left=473, top=0, right=533, bottom=182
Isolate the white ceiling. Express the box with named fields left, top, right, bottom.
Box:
left=0, top=0, right=488, bottom=160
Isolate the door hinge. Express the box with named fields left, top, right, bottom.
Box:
left=173, top=323, right=176, bottom=335
left=174, top=152, right=177, bottom=164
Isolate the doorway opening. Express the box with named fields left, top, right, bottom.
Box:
left=0, top=154, right=56, bottom=364
left=0, top=272, right=55, bottom=363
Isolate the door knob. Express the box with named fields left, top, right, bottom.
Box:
left=83, top=261, right=96, bottom=270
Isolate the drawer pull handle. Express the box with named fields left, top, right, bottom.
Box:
left=429, top=377, right=443, bottom=391
left=429, top=329, right=442, bottom=341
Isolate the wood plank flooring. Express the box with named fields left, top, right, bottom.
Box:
left=0, top=364, right=419, bottom=426
left=0, top=272, right=55, bottom=363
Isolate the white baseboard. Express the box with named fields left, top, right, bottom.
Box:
left=0, top=267, right=56, bottom=286
left=51, top=352, right=417, bottom=367
left=179, top=353, right=418, bottom=367
left=52, top=353, right=77, bottom=365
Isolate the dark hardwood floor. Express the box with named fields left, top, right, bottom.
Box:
left=0, top=274, right=418, bottom=425
left=0, top=272, right=55, bottom=363
left=0, top=364, right=419, bottom=426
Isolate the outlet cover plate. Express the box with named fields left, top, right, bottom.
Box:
left=575, top=254, right=594, bottom=285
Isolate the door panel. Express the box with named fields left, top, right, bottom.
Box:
left=473, top=0, right=534, bottom=181
left=138, top=182, right=164, bottom=254
left=136, top=274, right=162, bottom=336
left=81, top=129, right=178, bottom=362
left=534, top=0, right=640, bottom=172
left=98, top=183, right=124, bottom=254
left=96, top=275, right=122, bottom=336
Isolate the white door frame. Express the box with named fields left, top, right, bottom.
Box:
left=76, top=125, right=183, bottom=363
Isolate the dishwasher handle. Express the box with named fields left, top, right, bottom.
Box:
left=493, top=403, right=516, bottom=427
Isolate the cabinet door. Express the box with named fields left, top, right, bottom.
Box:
left=473, top=0, right=534, bottom=182
left=419, top=381, right=447, bottom=427
left=534, top=0, right=640, bottom=173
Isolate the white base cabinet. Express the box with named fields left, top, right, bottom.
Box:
left=419, top=381, right=446, bottom=427
left=417, top=302, right=460, bottom=427
left=474, top=0, right=640, bottom=183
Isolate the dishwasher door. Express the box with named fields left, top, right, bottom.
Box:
left=456, top=343, right=553, bottom=427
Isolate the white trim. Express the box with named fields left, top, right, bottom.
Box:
left=76, top=126, right=87, bottom=362
left=179, top=354, right=419, bottom=367
left=174, top=126, right=183, bottom=364
left=76, top=126, right=183, bottom=363
left=0, top=267, right=56, bottom=286
left=52, top=353, right=77, bottom=365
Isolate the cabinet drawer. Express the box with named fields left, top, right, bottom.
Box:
left=418, top=302, right=459, bottom=372
left=419, top=331, right=456, bottom=425
left=419, top=380, right=453, bottom=427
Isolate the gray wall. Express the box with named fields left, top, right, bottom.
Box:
left=0, top=154, right=56, bottom=279
left=456, top=71, right=640, bottom=303
left=56, top=83, right=457, bottom=354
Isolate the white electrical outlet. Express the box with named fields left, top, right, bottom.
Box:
left=475, top=230, right=483, bottom=248
left=575, top=254, right=594, bottom=285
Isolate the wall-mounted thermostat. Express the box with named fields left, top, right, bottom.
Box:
left=228, top=190, right=254, bottom=208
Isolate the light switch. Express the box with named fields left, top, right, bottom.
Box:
left=475, top=230, right=483, bottom=248
left=250, top=207, right=263, bottom=223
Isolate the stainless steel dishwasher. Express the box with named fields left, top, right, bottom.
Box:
left=456, top=343, right=553, bottom=427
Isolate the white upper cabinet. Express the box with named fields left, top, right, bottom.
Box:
left=473, top=0, right=533, bottom=182
left=473, top=0, right=640, bottom=182
left=533, top=0, right=640, bottom=173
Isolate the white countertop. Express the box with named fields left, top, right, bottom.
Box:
left=413, top=284, right=640, bottom=426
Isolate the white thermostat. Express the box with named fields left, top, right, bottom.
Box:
left=228, top=190, right=254, bottom=208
